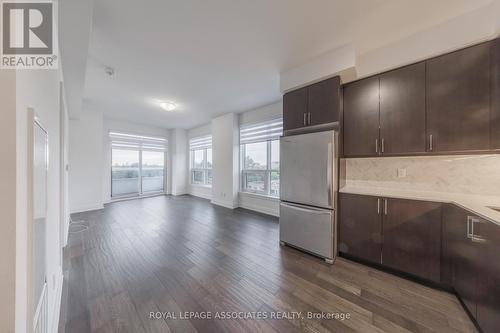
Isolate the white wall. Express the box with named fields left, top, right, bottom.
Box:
left=0, top=69, right=16, bottom=333
left=16, top=67, right=67, bottom=333
left=170, top=129, right=188, bottom=196
left=187, top=123, right=212, bottom=200
left=355, top=0, right=500, bottom=80
left=102, top=118, right=170, bottom=202
left=239, top=101, right=282, bottom=127
left=280, top=44, right=356, bottom=93
left=211, top=113, right=240, bottom=208
left=69, top=109, right=104, bottom=213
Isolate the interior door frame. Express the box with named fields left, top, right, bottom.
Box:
left=27, top=108, right=49, bottom=332
left=59, top=81, right=69, bottom=249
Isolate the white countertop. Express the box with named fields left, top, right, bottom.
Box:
left=340, top=185, right=500, bottom=226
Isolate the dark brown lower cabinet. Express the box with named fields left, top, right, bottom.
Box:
left=443, top=205, right=500, bottom=333
left=339, top=194, right=441, bottom=282
left=340, top=195, right=500, bottom=332
left=443, top=205, right=478, bottom=317
left=471, top=214, right=500, bottom=333
left=339, top=193, right=382, bottom=264
left=382, top=199, right=441, bottom=282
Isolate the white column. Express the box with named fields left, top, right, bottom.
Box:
left=169, top=128, right=188, bottom=196
left=211, top=113, right=239, bottom=208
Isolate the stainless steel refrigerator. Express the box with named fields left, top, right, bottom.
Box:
left=279, top=130, right=338, bottom=263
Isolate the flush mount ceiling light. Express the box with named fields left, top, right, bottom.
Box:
left=159, top=101, right=177, bottom=111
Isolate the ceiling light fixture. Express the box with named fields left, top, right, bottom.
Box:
left=159, top=101, right=177, bottom=111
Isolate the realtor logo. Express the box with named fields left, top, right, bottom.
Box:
left=1, top=1, right=57, bottom=69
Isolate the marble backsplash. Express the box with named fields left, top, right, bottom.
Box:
left=343, top=154, right=500, bottom=196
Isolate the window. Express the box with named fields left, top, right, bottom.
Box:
left=189, top=135, right=212, bottom=186
left=240, top=119, right=282, bottom=197
left=110, top=132, right=166, bottom=198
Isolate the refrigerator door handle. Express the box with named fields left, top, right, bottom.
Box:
left=280, top=202, right=332, bottom=214
left=327, top=142, right=333, bottom=206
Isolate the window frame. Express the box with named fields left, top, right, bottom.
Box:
left=240, top=139, right=280, bottom=197
left=190, top=147, right=212, bottom=187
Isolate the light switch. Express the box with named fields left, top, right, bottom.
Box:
left=397, top=168, right=407, bottom=178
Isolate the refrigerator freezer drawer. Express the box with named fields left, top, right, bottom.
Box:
left=279, top=202, right=335, bottom=260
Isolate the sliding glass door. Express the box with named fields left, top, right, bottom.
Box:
left=141, top=151, right=165, bottom=194
left=111, top=149, right=140, bottom=197
left=111, top=149, right=165, bottom=198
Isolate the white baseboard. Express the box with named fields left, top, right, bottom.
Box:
left=189, top=187, right=212, bottom=200
left=50, top=270, right=64, bottom=333
left=211, top=199, right=238, bottom=209
left=239, top=201, right=279, bottom=217
left=190, top=192, right=212, bottom=200
left=70, top=203, right=104, bottom=214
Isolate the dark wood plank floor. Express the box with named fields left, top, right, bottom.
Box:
left=59, top=195, right=476, bottom=333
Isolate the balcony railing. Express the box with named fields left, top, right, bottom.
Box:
left=112, top=176, right=164, bottom=197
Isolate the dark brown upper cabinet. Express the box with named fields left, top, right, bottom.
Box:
left=343, top=76, right=380, bottom=157
left=491, top=38, right=500, bottom=150
left=283, top=76, right=341, bottom=133
left=379, top=62, right=426, bottom=155
left=283, top=87, right=308, bottom=131
left=426, top=42, right=491, bottom=153
left=307, top=76, right=341, bottom=126
left=339, top=193, right=382, bottom=264
left=382, top=198, right=441, bottom=283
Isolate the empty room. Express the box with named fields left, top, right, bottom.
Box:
left=2, top=0, right=500, bottom=332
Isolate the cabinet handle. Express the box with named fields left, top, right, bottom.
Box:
left=465, top=216, right=472, bottom=239
left=384, top=199, right=388, bottom=215
left=466, top=216, right=474, bottom=239
left=377, top=198, right=380, bottom=215
left=375, top=139, right=379, bottom=153
left=303, top=113, right=307, bottom=126
left=381, top=138, right=385, bottom=153
left=307, top=112, right=311, bottom=125
left=429, top=134, right=433, bottom=151
left=468, top=216, right=488, bottom=243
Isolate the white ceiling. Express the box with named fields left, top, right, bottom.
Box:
left=83, top=0, right=492, bottom=129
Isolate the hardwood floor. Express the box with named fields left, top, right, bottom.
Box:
left=59, top=195, right=476, bottom=333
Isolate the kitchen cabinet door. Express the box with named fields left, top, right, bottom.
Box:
left=491, top=38, right=500, bottom=150
left=443, top=205, right=478, bottom=319
left=475, top=218, right=500, bottom=333
left=379, top=62, right=426, bottom=155
left=339, top=193, right=382, bottom=264
left=307, top=76, right=340, bottom=126
left=343, top=76, right=380, bottom=157
left=283, top=87, right=308, bottom=131
left=382, top=198, right=441, bottom=282
left=426, top=42, right=490, bottom=152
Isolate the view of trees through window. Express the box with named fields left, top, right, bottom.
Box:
left=190, top=148, right=212, bottom=186
left=241, top=139, right=280, bottom=197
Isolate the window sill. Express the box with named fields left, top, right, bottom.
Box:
left=239, top=191, right=279, bottom=201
